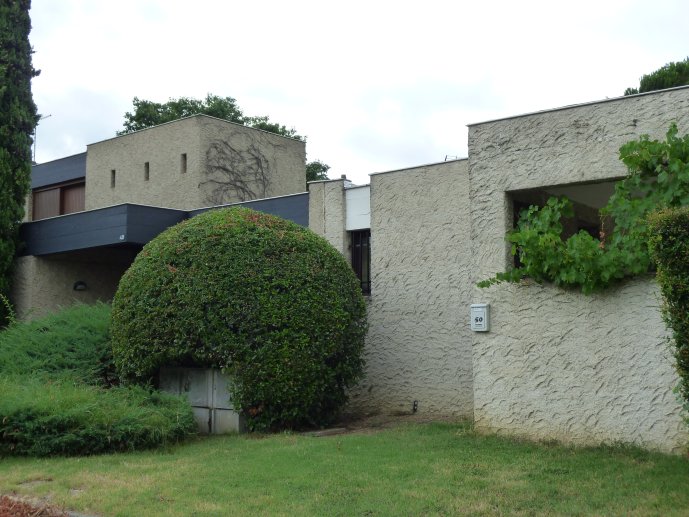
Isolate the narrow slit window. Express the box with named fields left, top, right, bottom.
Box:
left=350, top=229, right=371, bottom=295
left=180, top=153, right=187, bottom=174
left=144, top=162, right=150, bottom=181
left=110, top=169, right=116, bottom=188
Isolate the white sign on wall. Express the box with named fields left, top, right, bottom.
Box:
left=470, top=304, right=490, bottom=332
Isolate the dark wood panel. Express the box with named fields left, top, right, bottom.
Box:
left=33, top=188, right=60, bottom=220
left=61, top=183, right=85, bottom=214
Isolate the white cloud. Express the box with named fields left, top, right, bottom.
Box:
left=29, top=0, right=689, bottom=184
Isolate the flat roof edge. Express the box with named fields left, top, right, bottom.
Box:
left=88, top=114, right=305, bottom=147
left=467, top=85, right=689, bottom=127
left=369, top=157, right=468, bottom=177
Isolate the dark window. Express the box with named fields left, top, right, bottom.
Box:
left=144, top=162, right=150, bottom=181
left=350, top=229, right=370, bottom=295
left=181, top=153, right=187, bottom=174
left=110, top=169, right=116, bottom=188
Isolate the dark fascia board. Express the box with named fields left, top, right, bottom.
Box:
left=20, top=194, right=310, bottom=257
left=189, top=192, right=310, bottom=227
left=20, top=204, right=187, bottom=256
left=32, top=152, right=87, bottom=189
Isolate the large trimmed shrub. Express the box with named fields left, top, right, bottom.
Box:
left=0, top=376, right=196, bottom=457
left=648, top=207, right=689, bottom=414
left=0, top=303, right=115, bottom=386
left=111, top=207, right=367, bottom=431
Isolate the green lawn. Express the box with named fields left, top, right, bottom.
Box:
left=1, top=422, right=687, bottom=516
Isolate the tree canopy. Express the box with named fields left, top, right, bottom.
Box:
left=306, top=160, right=330, bottom=182
left=624, top=57, right=689, bottom=95
left=117, top=94, right=303, bottom=141
left=118, top=94, right=331, bottom=182
left=0, top=0, right=39, bottom=326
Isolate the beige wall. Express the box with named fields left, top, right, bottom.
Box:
left=85, top=115, right=305, bottom=211
left=468, top=87, right=689, bottom=452
left=11, top=249, right=135, bottom=320
left=347, top=160, right=474, bottom=417
left=198, top=117, right=305, bottom=206
left=308, top=179, right=348, bottom=256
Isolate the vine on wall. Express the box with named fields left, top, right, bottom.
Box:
left=479, top=124, right=689, bottom=294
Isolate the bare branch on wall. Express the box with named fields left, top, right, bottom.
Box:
left=202, top=139, right=271, bottom=204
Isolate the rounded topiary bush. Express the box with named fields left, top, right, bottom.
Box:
left=111, top=207, right=367, bottom=430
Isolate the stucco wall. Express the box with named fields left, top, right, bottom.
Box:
left=347, top=160, right=474, bottom=417
left=85, top=115, right=305, bottom=211
left=10, top=250, right=134, bottom=320
left=307, top=179, right=348, bottom=255
left=85, top=117, right=204, bottom=210
left=198, top=117, right=305, bottom=206
left=468, top=87, right=689, bottom=452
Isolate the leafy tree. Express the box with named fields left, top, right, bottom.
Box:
left=306, top=159, right=331, bottom=182
left=0, top=0, right=39, bottom=326
left=118, top=94, right=303, bottom=141
left=624, top=57, right=689, bottom=95
left=117, top=94, right=244, bottom=135
left=245, top=115, right=302, bottom=140
left=118, top=94, right=331, bottom=181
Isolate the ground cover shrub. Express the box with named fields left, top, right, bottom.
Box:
left=0, top=375, right=196, bottom=457
left=111, top=207, right=367, bottom=431
left=648, top=207, right=689, bottom=415
left=0, top=303, right=115, bottom=386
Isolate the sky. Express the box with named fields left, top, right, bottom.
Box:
left=28, top=0, right=689, bottom=185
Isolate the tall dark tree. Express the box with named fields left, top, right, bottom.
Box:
left=624, top=57, right=689, bottom=95
left=0, top=0, right=39, bottom=326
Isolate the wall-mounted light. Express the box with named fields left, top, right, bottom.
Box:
left=73, top=281, right=87, bottom=291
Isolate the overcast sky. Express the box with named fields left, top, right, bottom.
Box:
left=29, top=0, right=689, bottom=185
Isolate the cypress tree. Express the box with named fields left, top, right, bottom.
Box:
left=0, top=0, right=38, bottom=325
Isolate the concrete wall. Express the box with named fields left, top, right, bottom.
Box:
left=308, top=179, right=348, bottom=256
left=85, top=115, right=305, bottom=211
left=347, top=160, right=474, bottom=417
left=468, top=87, right=689, bottom=452
left=198, top=117, right=305, bottom=206
left=11, top=249, right=135, bottom=320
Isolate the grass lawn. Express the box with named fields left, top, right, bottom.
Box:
left=0, top=421, right=687, bottom=516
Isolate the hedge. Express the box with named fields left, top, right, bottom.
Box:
left=111, top=207, right=367, bottom=431
left=0, top=303, right=114, bottom=386
left=0, top=376, right=196, bottom=457
left=648, top=207, right=689, bottom=412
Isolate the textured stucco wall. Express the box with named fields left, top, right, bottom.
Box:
left=10, top=250, right=135, bottom=320
left=469, top=87, right=689, bottom=452
left=85, top=115, right=305, bottom=211
left=85, top=117, right=204, bottom=210
left=198, top=117, right=305, bottom=206
left=348, top=160, right=474, bottom=417
left=307, top=179, right=348, bottom=256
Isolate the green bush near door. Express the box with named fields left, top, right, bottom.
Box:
left=111, top=207, right=368, bottom=431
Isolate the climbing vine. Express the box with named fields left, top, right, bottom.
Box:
left=479, top=123, right=689, bottom=294
left=648, top=207, right=689, bottom=414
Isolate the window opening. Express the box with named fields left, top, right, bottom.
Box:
left=181, top=153, right=187, bottom=174
left=144, top=162, right=150, bottom=181
left=350, top=229, right=371, bottom=295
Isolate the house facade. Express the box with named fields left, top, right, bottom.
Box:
left=12, top=86, right=689, bottom=452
